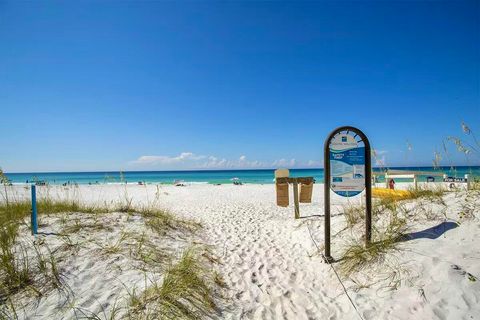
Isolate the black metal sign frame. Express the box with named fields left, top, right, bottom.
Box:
left=323, top=126, right=372, bottom=263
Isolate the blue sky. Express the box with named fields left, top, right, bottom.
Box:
left=0, top=1, right=478, bottom=172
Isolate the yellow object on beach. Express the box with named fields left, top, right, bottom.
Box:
left=372, top=188, right=412, bottom=200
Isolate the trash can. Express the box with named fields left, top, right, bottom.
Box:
left=276, top=183, right=289, bottom=207
left=299, top=182, right=313, bottom=203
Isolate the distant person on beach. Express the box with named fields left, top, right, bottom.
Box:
left=389, top=179, right=396, bottom=190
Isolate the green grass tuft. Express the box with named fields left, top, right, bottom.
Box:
left=342, top=203, right=366, bottom=228
left=140, top=208, right=201, bottom=236
left=0, top=200, right=109, bottom=230
left=339, top=211, right=407, bottom=276
left=129, top=248, right=217, bottom=319
left=0, top=225, right=33, bottom=299
left=404, top=185, right=446, bottom=201
left=0, top=193, right=206, bottom=318
left=0, top=226, right=61, bottom=301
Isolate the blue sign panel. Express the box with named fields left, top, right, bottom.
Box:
left=329, top=134, right=366, bottom=197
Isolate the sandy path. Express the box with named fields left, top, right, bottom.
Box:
left=151, top=185, right=359, bottom=319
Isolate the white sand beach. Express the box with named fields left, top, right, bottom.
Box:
left=1, top=183, right=479, bottom=320
left=2, top=0, right=479, bottom=319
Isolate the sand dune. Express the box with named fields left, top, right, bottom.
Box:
left=1, top=184, right=479, bottom=319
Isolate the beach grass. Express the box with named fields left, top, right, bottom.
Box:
left=469, top=179, right=480, bottom=191
left=128, top=247, right=217, bottom=319
left=404, top=185, right=446, bottom=202
left=339, top=210, right=407, bottom=276
left=339, top=185, right=449, bottom=276
left=140, top=208, right=201, bottom=236
left=0, top=228, right=62, bottom=302
left=342, top=203, right=366, bottom=229
left=213, top=271, right=228, bottom=289
left=341, top=197, right=400, bottom=228
left=0, top=223, right=32, bottom=300
left=0, top=198, right=199, bottom=235
left=0, top=194, right=206, bottom=317
left=0, top=199, right=109, bottom=229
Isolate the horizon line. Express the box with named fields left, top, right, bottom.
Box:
left=4, top=165, right=479, bottom=175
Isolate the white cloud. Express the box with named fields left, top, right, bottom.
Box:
left=130, top=152, right=322, bottom=170
left=270, top=158, right=321, bottom=168
left=199, top=155, right=269, bottom=169
left=307, top=160, right=322, bottom=167
left=132, top=152, right=206, bottom=166
left=272, top=158, right=289, bottom=167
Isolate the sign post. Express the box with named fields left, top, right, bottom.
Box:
left=324, top=126, right=372, bottom=263
left=31, top=185, right=38, bottom=235
left=292, top=181, right=300, bottom=219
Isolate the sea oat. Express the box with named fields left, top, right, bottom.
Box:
left=462, top=121, right=471, bottom=135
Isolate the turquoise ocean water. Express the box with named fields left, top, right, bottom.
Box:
left=4, top=167, right=480, bottom=185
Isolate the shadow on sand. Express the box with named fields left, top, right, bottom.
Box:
left=401, top=221, right=458, bottom=242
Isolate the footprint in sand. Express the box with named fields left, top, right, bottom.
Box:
left=450, top=264, right=478, bottom=282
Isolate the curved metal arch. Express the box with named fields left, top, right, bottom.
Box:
left=323, top=126, right=372, bottom=263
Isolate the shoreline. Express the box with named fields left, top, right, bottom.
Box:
left=3, top=166, right=479, bottom=186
